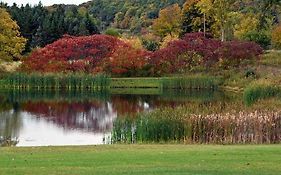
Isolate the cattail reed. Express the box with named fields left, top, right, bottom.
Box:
left=112, top=108, right=281, bottom=144
left=0, top=73, right=110, bottom=91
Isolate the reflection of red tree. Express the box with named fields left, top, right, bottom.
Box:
left=22, top=101, right=116, bottom=133
left=111, top=96, right=146, bottom=116
left=110, top=95, right=186, bottom=117
left=20, top=97, right=188, bottom=132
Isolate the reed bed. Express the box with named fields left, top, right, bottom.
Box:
left=243, top=81, right=281, bottom=106
left=0, top=73, right=110, bottom=90
left=161, top=75, right=220, bottom=90
left=112, top=108, right=281, bottom=144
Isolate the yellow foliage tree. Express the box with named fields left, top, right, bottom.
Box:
left=0, top=8, right=26, bottom=62
left=152, top=4, right=182, bottom=38
left=196, top=0, right=236, bottom=41
left=272, top=25, right=281, bottom=49
left=234, top=13, right=259, bottom=39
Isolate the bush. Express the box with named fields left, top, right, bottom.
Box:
left=141, top=33, right=161, bottom=51
left=151, top=33, right=221, bottom=75
left=242, top=31, right=271, bottom=49
left=151, top=32, right=263, bottom=74
left=272, top=26, right=281, bottom=49
left=182, top=32, right=222, bottom=65
left=151, top=40, right=193, bottom=75
left=104, top=28, right=121, bottom=37
left=218, top=41, right=263, bottom=68
left=141, top=39, right=160, bottom=51
left=103, top=44, right=151, bottom=77
left=22, top=35, right=125, bottom=73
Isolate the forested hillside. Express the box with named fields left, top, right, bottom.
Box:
left=1, top=0, right=281, bottom=67
left=0, top=2, right=99, bottom=52
left=83, top=0, right=186, bottom=32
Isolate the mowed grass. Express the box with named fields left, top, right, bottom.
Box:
left=0, top=145, right=281, bottom=175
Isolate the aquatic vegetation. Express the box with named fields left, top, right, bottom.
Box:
left=112, top=108, right=281, bottom=144
left=0, top=73, right=110, bottom=90
left=243, top=81, right=281, bottom=106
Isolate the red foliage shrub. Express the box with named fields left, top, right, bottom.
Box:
left=22, top=33, right=264, bottom=76
left=219, top=41, right=263, bottom=60
left=182, top=32, right=222, bottom=64
left=217, top=41, right=263, bottom=68
left=151, top=32, right=263, bottom=74
left=22, top=35, right=125, bottom=73
left=150, top=33, right=221, bottom=74
left=103, top=44, right=151, bottom=77
left=150, top=40, right=191, bottom=74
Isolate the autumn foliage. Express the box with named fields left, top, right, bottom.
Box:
left=22, top=33, right=263, bottom=76
left=151, top=32, right=263, bottom=74
left=22, top=35, right=124, bottom=73
left=272, top=25, right=281, bottom=49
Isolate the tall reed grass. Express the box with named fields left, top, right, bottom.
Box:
left=243, top=81, right=281, bottom=106
left=0, top=73, right=110, bottom=90
left=112, top=107, right=281, bottom=144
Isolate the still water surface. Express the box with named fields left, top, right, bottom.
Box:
left=0, top=90, right=229, bottom=146
left=0, top=90, right=279, bottom=146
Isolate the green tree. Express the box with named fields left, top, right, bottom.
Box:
left=181, top=0, right=214, bottom=36
left=197, top=0, right=236, bottom=41
left=0, top=8, right=26, bottom=61
left=152, top=4, right=182, bottom=38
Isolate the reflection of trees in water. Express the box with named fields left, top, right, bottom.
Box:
left=0, top=111, right=21, bottom=146
left=110, top=95, right=192, bottom=116
left=22, top=101, right=117, bottom=133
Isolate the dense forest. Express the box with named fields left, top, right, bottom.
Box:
left=1, top=0, right=281, bottom=76
left=1, top=0, right=281, bottom=51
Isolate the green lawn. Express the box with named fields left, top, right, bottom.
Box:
left=0, top=145, right=280, bottom=175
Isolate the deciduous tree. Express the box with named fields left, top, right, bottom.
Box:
left=0, top=8, right=26, bottom=61
left=152, top=4, right=182, bottom=38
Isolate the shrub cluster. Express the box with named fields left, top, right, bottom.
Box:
left=151, top=32, right=263, bottom=74
left=22, top=33, right=263, bottom=76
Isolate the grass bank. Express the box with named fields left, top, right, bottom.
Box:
left=110, top=75, right=220, bottom=89
left=0, top=145, right=280, bottom=175
left=0, top=74, right=220, bottom=90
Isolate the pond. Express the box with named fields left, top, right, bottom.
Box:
left=0, top=89, right=280, bottom=146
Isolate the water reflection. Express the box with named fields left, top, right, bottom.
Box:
left=0, top=89, right=235, bottom=146
left=0, top=111, right=21, bottom=147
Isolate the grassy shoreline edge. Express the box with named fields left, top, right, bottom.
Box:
left=0, top=144, right=280, bottom=175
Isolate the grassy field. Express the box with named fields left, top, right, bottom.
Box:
left=0, top=145, right=280, bottom=175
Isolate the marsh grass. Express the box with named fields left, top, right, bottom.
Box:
left=112, top=107, right=281, bottom=144
left=0, top=73, right=110, bottom=90
left=243, top=80, right=281, bottom=106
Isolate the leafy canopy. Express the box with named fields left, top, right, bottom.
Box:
left=0, top=8, right=26, bottom=62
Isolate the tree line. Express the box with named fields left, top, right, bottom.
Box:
left=0, top=2, right=99, bottom=52
left=0, top=0, right=281, bottom=63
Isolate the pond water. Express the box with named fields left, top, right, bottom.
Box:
left=0, top=90, right=280, bottom=146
